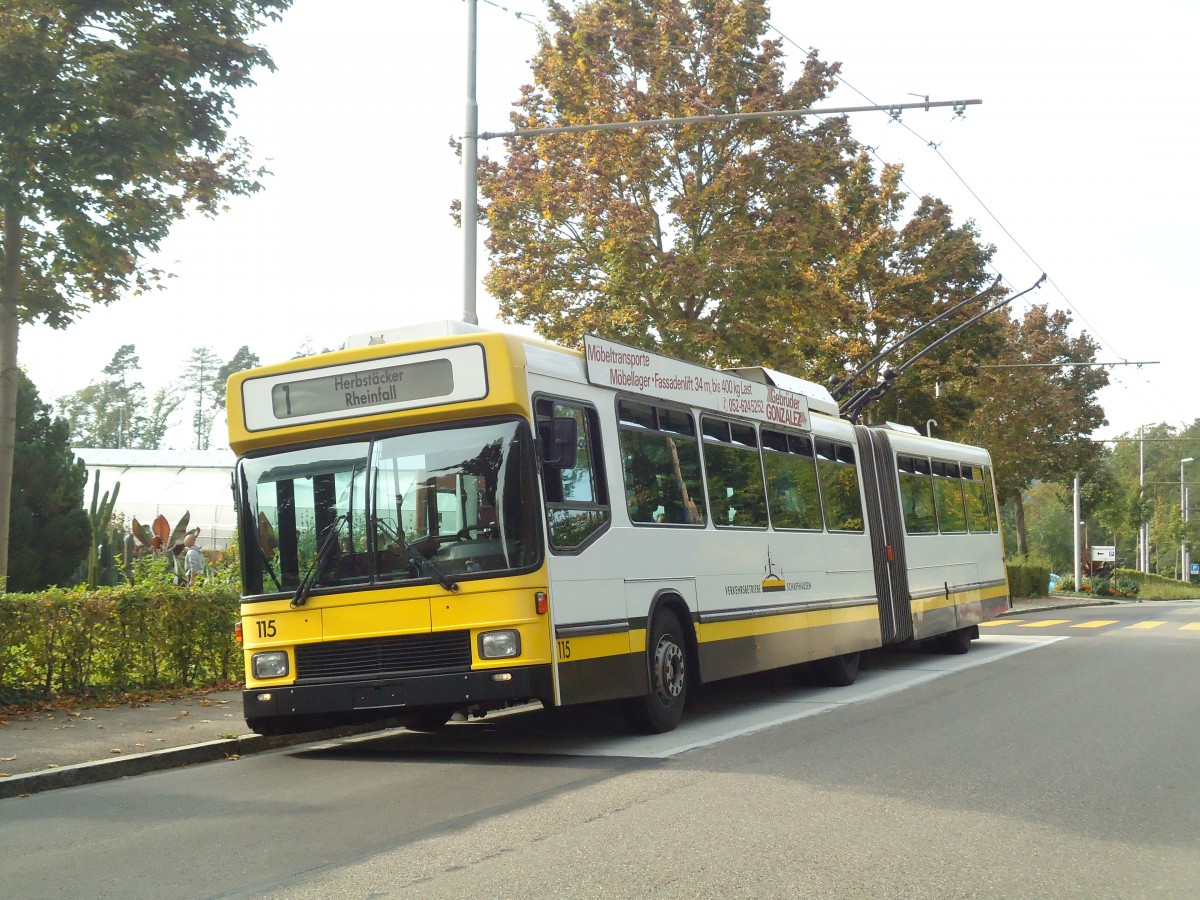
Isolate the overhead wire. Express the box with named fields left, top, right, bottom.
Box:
left=471, top=3, right=1158, bottom=415
left=763, top=18, right=1167, bottom=414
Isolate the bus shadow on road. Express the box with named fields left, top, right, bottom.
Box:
left=289, top=635, right=1056, bottom=763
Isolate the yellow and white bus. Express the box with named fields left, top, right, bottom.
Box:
left=227, top=321, right=1009, bottom=736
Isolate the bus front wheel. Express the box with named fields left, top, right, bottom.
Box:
left=400, top=706, right=455, bottom=731
left=626, top=609, right=689, bottom=734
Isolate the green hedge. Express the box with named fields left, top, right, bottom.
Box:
left=0, top=584, right=241, bottom=707
left=1007, top=562, right=1050, bottom=599
left=1111, top=568, right=1200, bottom=600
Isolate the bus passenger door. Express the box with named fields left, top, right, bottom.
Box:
left=535, top=397, right=614, bottom=707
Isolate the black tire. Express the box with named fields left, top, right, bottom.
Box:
left=626, top=609, right=689, bottom=734
left=936, top=626, right=973, bottom=655
left=808, top=651, right=861, bottom=687
left=401, top=706, right=455, bottom=732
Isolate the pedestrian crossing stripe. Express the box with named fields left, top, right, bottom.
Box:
left=980, top=618, right=1200, bottom=633
left=1018, top=619, right=1071, bottom=628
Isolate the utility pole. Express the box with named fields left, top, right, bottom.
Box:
left=1182, top=457, right=1194, bottom=581
left=1073, top=474, right=1082, bottom=591
left=462, top=0, right=479, bottom=325
left=1139, top=426, right=1147, bottom=572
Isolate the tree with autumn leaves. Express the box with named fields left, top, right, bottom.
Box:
left=476, top=0, right=1105, bottom=553
left=478, top=0, right=1007, bottom=423
left=478, top=0, right=853, bottom=366
left=960, top=306, right=1108, bottom=554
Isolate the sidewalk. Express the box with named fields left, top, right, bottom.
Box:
left=1, top=594, right=1116, bottom=799
left=0, top=689, right=376, bottom=800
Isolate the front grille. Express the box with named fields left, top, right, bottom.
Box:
left=295, top=631, right=472, bottom=682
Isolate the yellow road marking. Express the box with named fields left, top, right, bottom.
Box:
left=1180, top=623, right=1200, bottom=631
left=1126, top=621, right=1165, bottom=630
left=1071, top=620, right=1118, bottom=628
left=1019, top=619, right=1070, bottom=628
left=979, top=620, right=1013, bottom=627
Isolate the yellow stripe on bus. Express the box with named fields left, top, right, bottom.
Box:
left=696, top=604, right=877, bottom=644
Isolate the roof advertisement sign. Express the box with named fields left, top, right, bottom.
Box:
left=583, top=334, right=811, bottom=431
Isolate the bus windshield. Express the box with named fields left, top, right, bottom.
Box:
left=236, top=419, right=541, bottom=598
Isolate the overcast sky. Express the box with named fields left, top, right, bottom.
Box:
left=19, top=0, right=1199, bottom=448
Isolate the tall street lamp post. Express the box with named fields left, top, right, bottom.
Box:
left=1183, top=457, right=1195, bottom=582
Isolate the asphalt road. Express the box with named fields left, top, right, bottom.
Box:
left=3, top=600, right=1198, bottom=899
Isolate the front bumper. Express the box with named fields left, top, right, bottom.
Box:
left=244, top=664, right=553, bottom=721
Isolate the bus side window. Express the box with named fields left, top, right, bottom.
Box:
left=762, top=429, right=823, bottom=531
left=963, top=464, right=992, bottom=533
left=983, top=465, right=999, bottom=531
left=536, top=398, right=610, bottom=551
left=617, top=399, right=706, bottom=526
left=815, top=438, right=865, bottom=533
left=932, top=460, right=967, bottom=533
left=701, top=416, right=767, bottom=528
left=897, top=455, right=937, bottom=534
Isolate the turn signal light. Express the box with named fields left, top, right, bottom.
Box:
left=535, top=591, right=548, bottom=615
left=234, top=620, right=243, bottom=645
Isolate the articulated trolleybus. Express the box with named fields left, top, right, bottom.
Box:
left=227, top=321, right=1009, bottom=736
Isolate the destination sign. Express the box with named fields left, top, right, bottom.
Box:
left=582, top=335, right=811, bottom=431
left=241, top=344, right=488, bottom=432
left=271, top=358, right=452, bottom=419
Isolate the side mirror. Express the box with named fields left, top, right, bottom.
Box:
left=539, top=416, right=578, bottom=468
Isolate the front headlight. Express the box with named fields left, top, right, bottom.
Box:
left=252, top=651, right=289, bottom=679
left=478, top=630, right=521, bottom=659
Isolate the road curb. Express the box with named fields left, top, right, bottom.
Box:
left=1000, top=598, right=1122, bottom=615
left=0, top=723, right=385, bottom=800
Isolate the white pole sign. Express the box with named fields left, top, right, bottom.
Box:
left=583, top=335, right=810, bottom=431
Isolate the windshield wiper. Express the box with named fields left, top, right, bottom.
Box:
left=407, top=548, right=459, bottom=594
left=373, top=516, right=459, bottom=593
left=291, top=514, right=347, bottom=608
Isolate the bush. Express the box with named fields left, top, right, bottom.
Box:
left=1112, top=576, right=1140, bottom=598
left=0, top=582, right=240, bottom=707
left=1007, top=561, right=1051, bottom=599
left=1112, top=568, right=1200, bottom=601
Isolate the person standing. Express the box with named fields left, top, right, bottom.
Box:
left=183, top=529, right=205, bottom=587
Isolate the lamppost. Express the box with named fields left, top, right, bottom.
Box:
left=1182, top=457, right=1194, bottom=582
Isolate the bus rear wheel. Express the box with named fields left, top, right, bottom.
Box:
left=807, top=651, right=862, bottom=687
left=936, top=626, right=974, bottom=655
left=626, top=609, right=688, bottom=734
